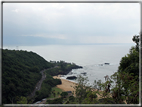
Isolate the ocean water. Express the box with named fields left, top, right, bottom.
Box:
left=4, top=44, right=133, bottom=87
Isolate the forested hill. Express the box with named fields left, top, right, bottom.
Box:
left=2, top=49, right=83, bottom=104
left=2, top=49, right=53, bottom=104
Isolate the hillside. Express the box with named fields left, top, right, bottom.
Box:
left=2, top=49, right=83, bottom=104
left=2, top=49, right=53, bottom=104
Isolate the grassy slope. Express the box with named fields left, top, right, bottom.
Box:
left=49, top=87, right=63, bottom=98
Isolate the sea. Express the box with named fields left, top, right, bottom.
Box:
left=4, top=44, right=134, bottom=89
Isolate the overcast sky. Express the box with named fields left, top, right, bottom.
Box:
left=3, top=3, right=140, bottom=46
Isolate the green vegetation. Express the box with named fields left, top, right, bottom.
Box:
left=2, top=49, right=53, bottom=104
left=110, top=35, right=139, bottom=104
left=46, top=97, right=63, bottom=104
left=67, top=75, right=100, bottom=104
left=107, top=35, right=139, bottom=104
left=2, top=49, right=81, bottom=104
left=46, top=60, right=82, bottom=76
left=49, top=87, right=63, bottom=98
left=72, top=75, right=92, bottom=103
left=16, top=96, right=27, bottom=104
left=34, top=74, right=61, bottom=102
left=2, top=49, right=82, bottom=105
left=45, top=87, right=64, bottom=104
left=46, top=92, right=70, bottom=104
left=60, top=92, right=68, bottom=98
left=69, top=96, right=75, bottom=102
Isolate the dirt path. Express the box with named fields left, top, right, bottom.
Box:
left=27, top=68, right=48, bottom=99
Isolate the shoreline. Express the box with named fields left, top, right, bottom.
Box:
left=53, top=75, right=78, bottom=96
left=53, top=75, right=103, bottom=98
left=53, top=75, right=127, bottom=104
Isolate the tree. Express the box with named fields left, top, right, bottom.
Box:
left=35, top=91, right=39, bottom=96
left=72, top=75, right=92, bottom=103
left=57, top=92, right=60, bottom=97
left=46, top=98, right=63, bottom=104
left=101, top=71, right=139, bottom=104
left=117, top=35, right=139, bottom=103
left=2, top=49, right=50, bottom=104
left=69, top=96, right=75, bottom=102
left=92, top=35, right=139, bottom=104
left=132, top=35, right=139, bottom=51
left=60, top=92, right=68, bottom=98
left=16, top=96, right=27, bottom=104
left=30, top=66, right=39, bottom=73
left=82, top=91, right=98, bottom=104
left=53, top=92, right=56, bottom=98
left=118, top=46, right=139, bottom=77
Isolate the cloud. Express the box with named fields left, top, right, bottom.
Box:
left=22, top=34, right=67, bottom=40
left=78, top=35, right=134, bottom=44
left=12, top=9, right=19, bottom=13
left=3, top=3, right=140, bottom=46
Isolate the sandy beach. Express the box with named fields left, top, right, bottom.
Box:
left=53, top=75, right=103, bottom=98
left=53, top=75, right=78, bottom=96
left=53, top=75, right=128, bottom=104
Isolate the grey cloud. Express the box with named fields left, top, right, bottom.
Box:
left=3, top=3, right=140, bottom=46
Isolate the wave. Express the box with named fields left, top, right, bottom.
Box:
left=61, top=62, right=119, bottom=89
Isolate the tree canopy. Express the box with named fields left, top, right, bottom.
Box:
left=2, top=49, right=81, bottom=104
left=2, top=49, right=52, bottom=104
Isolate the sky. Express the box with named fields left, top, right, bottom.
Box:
left=3, top=2, right=140, bottom=46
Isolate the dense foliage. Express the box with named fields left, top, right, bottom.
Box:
left=2, top=49, right=82, bottom=104
left=2, top=49, right=52, bottom=104
left=46, top=98, right=63, bottom=104
left=46, top=60, right=82, bottom=76
left=60, top=92, right=68, bottom=98
left=72, top=75, right=92, bottom=103
left=114, top=35, right=139, bottom=104
left=118, top=46, right=139, bottom=77
left=34, top=74, right=61, bottom=102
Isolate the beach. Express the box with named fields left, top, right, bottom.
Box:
left=53, top=75, right=128, bottom=104
left=53, top=75, right=103, bottom=98
left=53, top=75, right=78, bottom=96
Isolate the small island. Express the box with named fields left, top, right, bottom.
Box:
left=104, top=63, right=110, bottom=65
left=66, top=76, right=77, bottom=80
